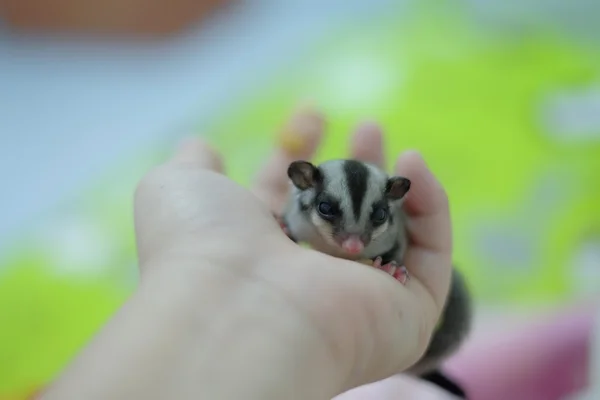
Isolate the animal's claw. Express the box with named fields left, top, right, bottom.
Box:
left=273, top=213, right=295, bottom=242
left=372, top=256, right=383, bottom=269
left=373, top=258, right=410, bottom=285
left=393, top=264, right=410, bottom=285
left=280, top=222, right=290, bottom=236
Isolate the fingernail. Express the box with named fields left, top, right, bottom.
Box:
left=403, top=149, right=424, bottom=162
left=404, top=150, right=433, bottom=172
left=278, top=127, right=307, bottom=155
left=292, top=108, right=324, bottom=136
left=278, top=105, right=324, bottom=155
left=296, top=98, right=316, bottom=113
left=354, top=121, right=384, bottom=147
left=356, top=120, right=382, bottom=134
left=359, top=119, right=381, bottom=128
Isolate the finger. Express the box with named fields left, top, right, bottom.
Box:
left=394, top=150, right=453, bottom=309
left=395, top=150, right=451, bottom=253
left=252, top=106, right=325, bottom=213
left=350, top=121, right=385, bottom=168
left=334, top=374, right=458, bottom=400
left=168, top=136, right=225, bottom=173
left=274, top=251, right=442, bottom=387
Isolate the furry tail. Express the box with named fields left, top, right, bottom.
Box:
left=408, top=267, right=473, bottom=376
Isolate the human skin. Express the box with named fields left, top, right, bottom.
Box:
left=39, top=109, right=455, bottom=400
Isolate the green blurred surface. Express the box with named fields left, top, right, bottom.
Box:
left=208, top=13, right=600, bottom=305
left=0, top=262, right=128, bottom=393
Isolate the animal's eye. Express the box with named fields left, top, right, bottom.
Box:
left=317, top=202, right=335, bottom=218
left=372, top=207, right=388, bottom=223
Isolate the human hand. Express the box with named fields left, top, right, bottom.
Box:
left=250, top=109, right=457, bottom=399
left=41, top=108, right=454, bottom=400
left=336, top=373, right=460, bottom=400
left=134, top=107, right=454, bottom=397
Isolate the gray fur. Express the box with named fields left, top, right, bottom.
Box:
left=283, top=158, right=472, bottom=376
left=285, top=159, right=407, bottom=260
left=406, top=268, right=472, bottom=375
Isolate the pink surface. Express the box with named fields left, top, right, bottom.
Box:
left=443, top=306, right=596, bottom=400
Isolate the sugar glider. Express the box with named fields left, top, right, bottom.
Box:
left=276, top=159, right=472, bottom=398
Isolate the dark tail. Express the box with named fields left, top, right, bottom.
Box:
left=420, top=369, right=467, bottom=398
left=407, top=267, right=473, bottom=373
left=408, top=268, right=472, bottom=397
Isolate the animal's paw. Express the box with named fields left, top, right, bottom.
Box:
left=273, top=213, right=286, bottom=231
left=392, top=264, right=410, bottom=285
left=273, top=213, right=295, bottom=242
left=372, top=257, right=410, bottom=285
left=279, top=221, right=291, bottom=237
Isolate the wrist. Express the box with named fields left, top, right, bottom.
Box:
left=141, top=257, right=348, bottom=399
left=164, top=257, right=347, bottom=399
left=43, top=255, right=347, bottom=400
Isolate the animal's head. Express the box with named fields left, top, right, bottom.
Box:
left=287, top=159, right=410, bottom=256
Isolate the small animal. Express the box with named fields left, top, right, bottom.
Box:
left=277, top=159, right=472, bottom=396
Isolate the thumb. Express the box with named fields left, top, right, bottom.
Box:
left=134, top=137, right=227, bottom=269
left=168, top=136, right=225, bottom=172
left=270, top=251, right=440, bottom=392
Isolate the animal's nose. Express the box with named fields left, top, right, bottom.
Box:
left=341, top=235, right=364, bottom=255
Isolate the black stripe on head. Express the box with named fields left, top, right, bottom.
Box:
left=343, top=160, right=369, bottom=220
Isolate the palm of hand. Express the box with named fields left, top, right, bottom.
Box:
left=133, top=109, right=454, bottom=398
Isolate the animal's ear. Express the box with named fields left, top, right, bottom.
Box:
left=287, top=160, right=322, bottom=190
left=386, top=176, right=411, bottom=200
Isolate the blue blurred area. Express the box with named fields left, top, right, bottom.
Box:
left=0, top=1, right=405, bottom=253
left=1, top=0, right=599, bottom=252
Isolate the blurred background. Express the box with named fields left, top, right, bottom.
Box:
left=1, top=0, right=599, bottom=398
